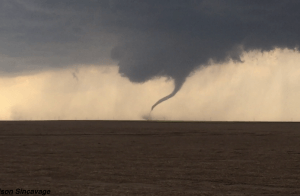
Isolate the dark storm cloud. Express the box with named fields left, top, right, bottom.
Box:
left=0, top=0, right=115, bottom=73
left=1, top=0, right=300, bottom=105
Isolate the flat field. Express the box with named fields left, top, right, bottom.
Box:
left=0, top=121, right=299, bottom=195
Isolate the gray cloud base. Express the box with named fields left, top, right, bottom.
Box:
left=1, top=0, right=300, bottom=108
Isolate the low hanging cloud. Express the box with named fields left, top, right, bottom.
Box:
left=1, top=1, right=300, bottom=111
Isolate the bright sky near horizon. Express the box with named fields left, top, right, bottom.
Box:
left=1, top=1, right=300, bottom=121
left=1, top=49, right=300, bottom=121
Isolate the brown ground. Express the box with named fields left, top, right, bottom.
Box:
left=0, top=121, right=300, bottom=195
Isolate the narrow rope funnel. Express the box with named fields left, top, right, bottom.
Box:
left=151, top=78, right=185, bottom=111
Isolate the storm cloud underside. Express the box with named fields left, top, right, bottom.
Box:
left=1, top=0, right=300, bottom=109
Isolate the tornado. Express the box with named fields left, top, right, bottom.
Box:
left=151, top=78, right=185, bottom=111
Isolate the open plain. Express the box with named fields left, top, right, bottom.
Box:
left=0, top=121, right=299, bottom=195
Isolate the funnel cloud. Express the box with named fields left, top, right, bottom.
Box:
left=151, top=77, right=186, bottom=111
left=1, top=1, right=300, bottom=110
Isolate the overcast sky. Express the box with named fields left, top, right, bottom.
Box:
left=1, top=0, right=300, bottom=121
